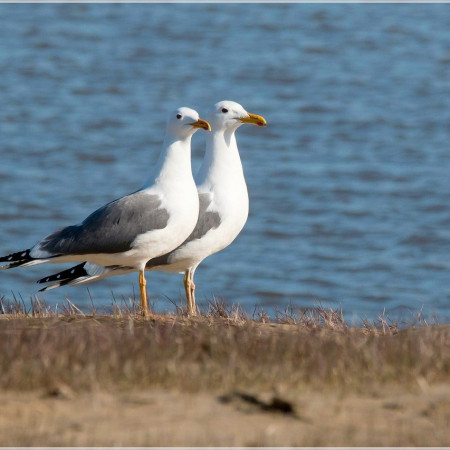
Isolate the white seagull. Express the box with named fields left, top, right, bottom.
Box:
left=0, top=107, right=210, bottom=316
left=37, top=101, right=266, bottom=315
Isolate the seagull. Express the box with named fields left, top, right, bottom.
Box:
left=37, top=101, right=266, bottom=315
left=0, top=107, right=210, bottom=316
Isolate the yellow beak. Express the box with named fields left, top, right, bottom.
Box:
left=190, top=118, right=211, bottom=131
left=239, top=112, right=267, bottom=127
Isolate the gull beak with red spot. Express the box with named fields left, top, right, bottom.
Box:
left=190, top=118, right=211, bottom=131
left=239, top=112, right=267, bottom=127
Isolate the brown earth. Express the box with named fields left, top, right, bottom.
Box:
left=1, top=384, right=449, bottom=446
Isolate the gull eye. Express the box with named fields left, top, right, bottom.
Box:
left=176, top=113, right=182, bottom=119
left=221, top=108, right=228, bottom=113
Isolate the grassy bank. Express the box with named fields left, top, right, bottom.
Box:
left=1, top=298, right=448, bottom=392
left=0, top=297, right=449, bottom=446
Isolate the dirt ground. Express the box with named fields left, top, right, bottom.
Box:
left=1, top=383, right=449, bottom=446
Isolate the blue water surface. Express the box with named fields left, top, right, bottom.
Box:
left=0, top=4, right=449, bottom=322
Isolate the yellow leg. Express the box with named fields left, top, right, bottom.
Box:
left=183, top=271, right=191, bottom=315
left=183, top=270, right=197, bottom=316
left=189, top=271, right=197, bottom=316
left=139, top=270, right=150, bottom=317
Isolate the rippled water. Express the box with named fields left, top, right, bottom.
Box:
left=1, top=4, right=449, bottom=321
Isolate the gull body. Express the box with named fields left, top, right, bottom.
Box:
left=38, top=101, right=266, bottom=315
left=0, top=107, right=210, bottom=315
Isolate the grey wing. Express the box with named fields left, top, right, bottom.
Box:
left=185, top=192, right=221, bottom=242
left=147, top=192, right=220, bottom=269
left=37, top=192, right=169, bottom=256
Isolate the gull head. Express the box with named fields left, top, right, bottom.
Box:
left=207, top=101, right=267, bottom=132
left=166, top=107, right=211, bottom=139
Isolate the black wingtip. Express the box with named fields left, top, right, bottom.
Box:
left=37, top=262, right=88, bottom=285
left=38, top=277, right=73, bottom=292
left=0, top=249, right=32, bottom=267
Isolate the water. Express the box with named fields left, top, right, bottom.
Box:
left=0, top=4, right=449, bottom=322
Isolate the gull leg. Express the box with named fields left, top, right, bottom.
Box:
left=183, top=270, right=192, bottom=315
left=139, top=269, right=150, bottom=317
left=183, top=269, right=197, bottom=316
left=189, top=270, right=197, bottom=316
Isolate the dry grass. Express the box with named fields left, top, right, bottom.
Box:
left=0, top=296, right=448, bottom=394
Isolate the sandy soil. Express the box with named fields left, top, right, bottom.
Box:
left=1, top=383, right=449, bottom=447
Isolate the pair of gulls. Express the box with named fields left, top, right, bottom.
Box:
left=0, top=101, right=266, bottom=317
